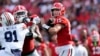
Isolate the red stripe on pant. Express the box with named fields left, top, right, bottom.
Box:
left=67, top=49, right=72, bottom=56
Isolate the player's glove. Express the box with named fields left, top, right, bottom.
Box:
left=22, top=17, right=30, bottom=23
left=42, top=24, right=50, bottom=30
left=32, top=16, right=40, bottom=24
left=32, top=31, right=38, bottom=38
left=26, top=31, right=38, bottom=38
left=25, top=32, right=33, bottom=38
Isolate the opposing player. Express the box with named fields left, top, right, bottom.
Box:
left=0, top=12, right=29, bottom=56
left=13, top=5, right=30, bottom=24
left=13, top=5, right=41, bottom=56
left=42, top=2, right=74, bottom=56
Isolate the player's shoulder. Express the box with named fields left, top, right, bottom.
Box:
left=58, top=16, right=69, bottom=22
left=15, top=23, right=27, bottom=29
left=59, top=16, right=68, bottom=19
left=15, top=23, right=25, bottom=26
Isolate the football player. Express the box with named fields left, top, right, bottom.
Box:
left=13, top=5, right=27, bottom=22
left=13, top=5, right=30, bottom=24
left=87, top=30, right=100, bottom=56
left=22, top=14, right=42, bottom=56
left=0, top=12, right=29, bottom=56
left=42, top=2, right=74, bottom=56
left=13, top=5, right=41, bottom=56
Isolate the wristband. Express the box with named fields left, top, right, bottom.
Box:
left=42, top=24, right=50, bottom=30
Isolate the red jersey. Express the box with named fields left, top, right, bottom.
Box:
left=87, top=37, right=100, bottom=56
left=48, top=42, right=58, bottom=56
left=54, top=16, right=72, bottom=46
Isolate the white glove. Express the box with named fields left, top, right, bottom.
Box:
left=32, top=31, right=38, bottom=38
left=26, top=31, right=38, bottom=38
left=18, top=17, right=30, bottom=23
left=42, top=24, right=50, bottom=30
left=22, top=17, right=30, bottom=23
left=32, top=16, right=40, bottom=24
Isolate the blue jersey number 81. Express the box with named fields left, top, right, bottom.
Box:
left=4, top=30, right=18, bottom=42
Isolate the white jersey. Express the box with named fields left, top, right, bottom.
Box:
left=74, top=45, right=88, bottom=56
left=0, top=23, right=29, bottom=51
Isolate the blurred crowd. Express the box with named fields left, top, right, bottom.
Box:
left=0, top=0, right=100, bottom=34
left=1, top=0, right=100, bottom=56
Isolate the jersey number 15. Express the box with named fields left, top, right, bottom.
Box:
left=4, top=30, right=18, bottom=42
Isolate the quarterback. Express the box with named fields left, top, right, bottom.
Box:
left=42, top=2, right=74, bottom=56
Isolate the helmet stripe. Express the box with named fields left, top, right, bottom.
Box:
left=4, top=12, right=11, bottom=25
left=6, top=12, right=12, bottom=25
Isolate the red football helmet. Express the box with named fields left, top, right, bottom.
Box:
left=13, top=5, right=28, bottom=19
left=51, top=2, right=65, bottom=16
left=91, top=30, right=100, bottom=42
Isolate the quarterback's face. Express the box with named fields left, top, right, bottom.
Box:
left=51, top=9, right=60, bottom=17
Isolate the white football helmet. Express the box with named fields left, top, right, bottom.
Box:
left=1, top=12, right=15, bottom=26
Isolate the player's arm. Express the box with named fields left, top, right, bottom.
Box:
left=48, top=24, right=64, bottom=35
left=42, top=23, right=65, bottom=35
left=35, top=25, right=42, bottom=38
left=48, top=47, right=52, bottom=56
left=43, top=44, right=50, bottom=56
left=35, top=25, right=43, bottom=42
